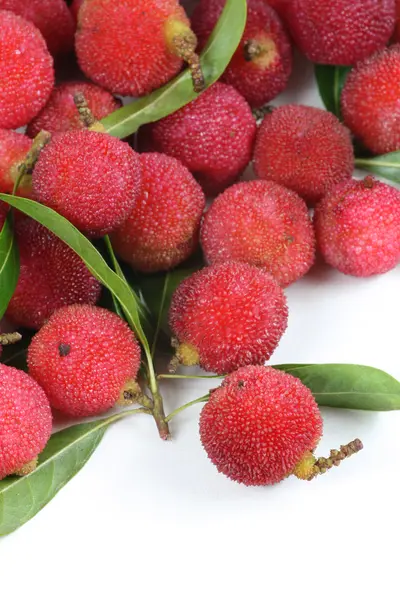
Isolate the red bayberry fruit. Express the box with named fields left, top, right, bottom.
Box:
left=32, top=130, right=141, bottom=237
left=394, top=0, right=400, bottom=42
left=0, top=128, right=32, bottom=196
left=0, top=11, right=54, bottom=129
left=314, top=177, right=400, bottom=277
left=27, top=81, right=122, bottom=138
left=0, top=364, right=52, bottom=480
left=6, top=215, right=101, bottom=329
left=169, top=262, right=288, bottom=374
left=70, top=0, right=83, bottom=23
left=111, top=153, right=206, bottom=273
left=28, top=305, right=142, bottom=417
left=254, top=105, right=354, bottom=205
left=264, top=0, right=291, bottom=19
left=144, top=83, right=257, bottom=195
left=199, top=366, right=323, bottom=485
left=341, top=46, right=400, bottom=155
left=286, top=0, right=395, bottom=66
left=201, top=180, right=315, bottom=287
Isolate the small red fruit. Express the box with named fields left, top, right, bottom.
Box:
left=254, top=105, right=354, bottom=205
left=169, top=262, right=288, bottom=374
left=144, top=83, right=257, bottom=195
left=32, top=130, right=141, bottom=237
left=314, top=177, right=400, bottom=277
left=111, top=153, right=206, bottom=273
left=28, top=305, right=142, bottom=417
left=0, top=11, right=54, bottom=129
left=0, top=128, right=32, bottom=196
left=0, top=364, right=52, bottom=480
left=286, top=0, right=395, bottom=65
left=201, top=180, right=315, bottom=287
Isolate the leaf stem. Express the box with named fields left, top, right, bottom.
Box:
left=165, top=394, right=210, bottom=423
left=151, top=272, right=170, bottom=359
left=158, top=373, right=222, bottom=380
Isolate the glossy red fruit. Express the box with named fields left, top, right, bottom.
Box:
left=28, top=305, right=141, bottom=417
left=144, top=83, right=257, bottom=195
left=0, top=128, right=32, bottom=196
left=169, top=262, right=288, bottom=374
left=0, top=11, right=54, bottom=129
left=286, top=0, right=395, bottom=65
left=253, top=105, right=354, bottom=205
left=199, top=366, right=323, bottom=486
left=314, top=177, right=400, bottom=277
left=111, top=153, right=205, bottom=273
left=0, top=364, right=52, bottom=480
left=32, top=130, right=141, bottom=237
left=201, top=180, right=315, bottom=287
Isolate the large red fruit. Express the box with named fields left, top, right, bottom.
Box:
left=169, top=262, right=288, bottom=374
left=314, top=177, right=400, bottom=277
left=264, top=0, right=291, bottom=19
left=0, top=11, right=54, bottom=129
left=28, top=305, right=142, bottom=417
left=144, top=83, right=257, bottom=195
left=192, top=0, right=292, bottom=108
left=253, top=105, right=354, bottom=205
left=286, top=0, right=395, bottom=65
left=6, top=215, right=101, bottom=330
left=27, top=81, right=122, bottom=138
left=0, top=364, right=52, bottom=480
left=111, top=153, right=205, bottom=273
left=200, top=366, right=323, bottom=485
left=32, top=130, right=141, bottom=237
left=341, top=46, right=400, bottom=155
left=201, top=180, right=315, bottom=287
left=0, top=128, right=32, bottom=196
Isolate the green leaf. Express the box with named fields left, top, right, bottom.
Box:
left=315, top=65, right=351, bottom=118
left=274, top=364, right=400, bottom=410
left=101, top=0, right=247, bottom=138
left=355, top=152, right=400, bottom=184
left=0, top=212, right=19, bottom=319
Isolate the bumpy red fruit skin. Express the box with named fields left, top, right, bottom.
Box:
left=0, top=128, right=32, bottom=196
left=169, top=262, right=288, bottom=374
left=111, top=153, right=206, bottom=273
left=341, top=46, right=400, bottom=155
left=254, top=105, right=354, bottom=205
left=28, top=305, right=141, bottom=417
left=192, top=0, right=292, bottom=108
left=0, top=11, right=54, bottom=129
left=75, top=0, right=188, bottom=97
left=145, top=83, right=257, bottom=195
left=27, top=81, right=122, bottom=138
left=264, top=0, right=291, bottom=18
left=6, top=215, right=101, bottom=329
left=0, top=364, right=52, bottom=480
left=0, top=202, right=6, bottom=228
left=314, top=177, right=400, bottom=277
left=32, top=130, right=141, bottom=237
left=286, top=0, right=395, bottom=66
left=200, top=365, right=323, bottom=486
left=201, top=180, right=315, bottom=287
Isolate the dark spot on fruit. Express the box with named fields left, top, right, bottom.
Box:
left=124, top=390, right=134, bottom=401
left=238, top=380, right=245, bottom=388
left=58, top=343, right=71, bottom=357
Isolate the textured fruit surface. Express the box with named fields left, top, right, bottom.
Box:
left=394, top=0, right=400, bottom=41
left=200, top=366, right=323, bottom=486
left=0, top=201, right=6, bottom=228
left=192, top=0, right=292, bottom=107
left=286, top=0, right=395, bottom=65
left=0, top=11, right=54, bottom=129
left=145, top=83, right=257, bottom=195
left=0, top=0, right=75, bottom=55
left=70, top=0, right=83, bottom=22
left=0, top=364, right=52, bottom=480
left=75, top=0, right=188, bottom=96
left=6, top=215, right=101, bottom=329
left=201, top=180, right=315, bottom=287
left=341, top=46, right=400, bottom=155
left=0, top=128, right=32, bottom=196
left=314, top=177, right=400, bottom=277
left=264, top=0, right=291, bottom=18
left=27, top=81, right=122, bottom=138
left=254, top=105, right=354, bottom=205
left=169, top=262, right=288, bottom=374
left=111, top=153, right=205, bottom=272
left=28, top=305, right=141, bottom=417
left=32, top=130, right=141, bottom=237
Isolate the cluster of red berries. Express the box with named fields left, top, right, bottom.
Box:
left=0, top=0, right=398, bottom=491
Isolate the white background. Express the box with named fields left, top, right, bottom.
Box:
left=1, top=3, right=400, bottom=599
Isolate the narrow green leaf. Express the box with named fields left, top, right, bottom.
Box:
left=355, top=152, right=400, bottom=184
left=274, top=364, right=400, bottom=410
left=315, top=65, right=351, bottom=118
left=0, top=212, right=19, bottom=318
left=101, top=0, right=247, bottom=138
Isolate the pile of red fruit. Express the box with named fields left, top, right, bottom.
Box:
left=1, top=0, right=400, bottom=527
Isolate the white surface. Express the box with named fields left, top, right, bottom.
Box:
left=1, top=41, right=400, bottom=600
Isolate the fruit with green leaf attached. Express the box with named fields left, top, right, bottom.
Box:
left=0, top=128, right=32, bottom=196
